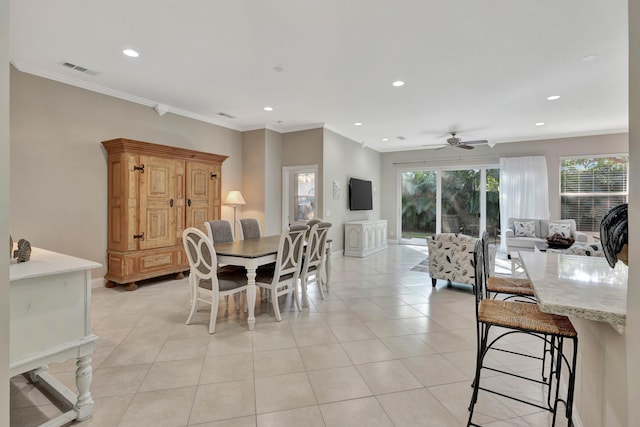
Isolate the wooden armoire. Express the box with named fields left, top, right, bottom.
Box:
left=102, top=138, right=227, bottom=290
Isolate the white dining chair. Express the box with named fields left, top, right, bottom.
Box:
left=300, top=222, right=331, bottom=305
left=237, top=218, right=262, bottom=240
left=182, top=227, right=248, bottom=334
left=255, top=225, right=308, bottom=321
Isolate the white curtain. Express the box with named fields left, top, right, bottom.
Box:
left=499, top=156, right=550, bottom=252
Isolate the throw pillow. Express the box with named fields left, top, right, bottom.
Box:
left=514, top=220, right=536, bottom=237
left=549, top=222, right=572, bottom=238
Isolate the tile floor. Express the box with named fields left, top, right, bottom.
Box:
left=10, top=245, right=570, bottom=426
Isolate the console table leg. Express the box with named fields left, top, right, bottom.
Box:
left=75, top=355, right=95, bottom=421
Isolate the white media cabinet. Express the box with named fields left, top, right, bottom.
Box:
left=344, top=220, right=388, bottom=257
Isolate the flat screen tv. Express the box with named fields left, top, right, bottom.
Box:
left=349, top=178, right=373, bottom=211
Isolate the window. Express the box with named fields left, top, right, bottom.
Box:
left=294, top=172, right=316, bottom=221
left=560, top=156, right=628, bottom=232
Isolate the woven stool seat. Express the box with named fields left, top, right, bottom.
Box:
left=486, top=276, right=535, bottom=297
left=479, top=299, right=577, bottom=337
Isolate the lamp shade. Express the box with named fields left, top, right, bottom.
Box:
left=225, top=190, right=246, bottom=205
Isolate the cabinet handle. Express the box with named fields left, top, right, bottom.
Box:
left=133, top=164, right=145, bottom=173
left=170, top=199, right=174, bottom=207
left=187, top=199, right=192, bottom=207
left=210, top=173, right=217, bottom=179
left=133, top=232, right=145, bottom=241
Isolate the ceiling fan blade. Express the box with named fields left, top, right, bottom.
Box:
left=456, top=144, right=475, bottom=150
left=461, top=139, right=488, bottom=145
left=435, top=145, right=452, bottom=151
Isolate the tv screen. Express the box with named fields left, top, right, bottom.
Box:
left=349, top=178, right=373, bottom=211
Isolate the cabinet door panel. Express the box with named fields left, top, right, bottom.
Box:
left=174, top=161, right=186, bottom=246
left=139, top=156, right=175, bottom=249
left=186, top=161, right=216, bottom=232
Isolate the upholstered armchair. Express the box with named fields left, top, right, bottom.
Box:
left=427, top=233, right=495, bottom=290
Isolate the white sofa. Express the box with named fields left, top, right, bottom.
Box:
left=505, top=218, right=588, bottom=253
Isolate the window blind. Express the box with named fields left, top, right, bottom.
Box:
left=560, top=157, right=628, bottom=232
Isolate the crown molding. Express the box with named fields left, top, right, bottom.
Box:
left=11, top=60, right=245, bottom=132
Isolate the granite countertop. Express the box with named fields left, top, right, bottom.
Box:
left=520, top=251, right=628, bottom=334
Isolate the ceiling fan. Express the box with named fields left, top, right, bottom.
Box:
left=435, top=133, right=489, bottom=150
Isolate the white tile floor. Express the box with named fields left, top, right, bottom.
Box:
left=10, top=245, right=570, bottom=426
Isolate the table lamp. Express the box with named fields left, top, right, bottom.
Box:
left=224, top=190, right=246, bottom=237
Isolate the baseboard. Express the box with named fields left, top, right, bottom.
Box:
left=91, top=277, right=104, bottom=289
left=386, top=239, right=398, bottom=245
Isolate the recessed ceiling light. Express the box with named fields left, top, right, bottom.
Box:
left=122, top=49, right=139, bottom=58
left=536, top=122, right=545, bottom=126
left=582, top=55, right=597, bottom=62
left=263, top=106, right=273, bottom=111
left=546, top=95, right=560, bottom=101
left=382, top=138, right=389, bottom=142
left=354, top=122, right=362, bottom=126
left=392, top=81, right=405, bottom=87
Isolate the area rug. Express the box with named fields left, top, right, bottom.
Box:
left=410, top=257, right=429, bottom=273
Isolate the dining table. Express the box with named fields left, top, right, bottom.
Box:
left=214, top=234, right=333, bottom=330
left=214, top=235, right=281, bottom=331
left=519, top=251, right=628, bottom=333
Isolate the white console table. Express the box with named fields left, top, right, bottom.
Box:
left=344, top=220, right=388, bottom=257
left=10, top=247, right=101, bottom=426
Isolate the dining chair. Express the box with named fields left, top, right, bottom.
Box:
left=468, top=239, right=578, bottom=426
left=481, top=231, right=535, bottom=302
left=305, top=218, right=322, bottom=238
left=204, top=220, right=234, bottom=243
left=237, top=218, right=262, bottom=240
left=255, top=225, right=308, bottom=321
left=204, top=219, right=243, bottom=309
left=182, top=227, right=248, bottom=334
left=300, top=222, right=331, bottom=305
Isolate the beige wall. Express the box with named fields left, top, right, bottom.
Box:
left=282, top=128, right=324, bottom=222
left=381, top=133, right=628, bottom=241
left=241, top=129, right=267, bottom=233
left=1, top=0, right=11, bottom=422
left=10, top=68, right=243, bottom=279
left=264, top=129, right=283, bottom=235
left=323, top=129, right=382, bottom=251
left=627, top=1, right=639, bottom=424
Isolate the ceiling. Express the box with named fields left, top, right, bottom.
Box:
left=9, top=0, right=629, bottom=152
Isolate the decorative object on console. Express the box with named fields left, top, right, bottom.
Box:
left=600, top=203, right=628, bottom=268
left=546, top=233, right=575, bottom=249
left=225, top=191, right=246, bottom=237
left=13, top=238, right=32, bottom=263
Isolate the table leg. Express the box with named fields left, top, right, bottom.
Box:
left=246, top=267, right=257, bottom=331
left=75, top=354, right=94, bottom=421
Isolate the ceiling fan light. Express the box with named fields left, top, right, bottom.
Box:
left=487, top=141, right=496, bottom=148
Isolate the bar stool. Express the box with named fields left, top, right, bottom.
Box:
left=468, top=239, right=578, bottom=427
left=482, top=232, right=535, bottom=302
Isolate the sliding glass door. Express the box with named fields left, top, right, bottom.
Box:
left=400, top=166, right=500, bottom=244
left=401, top=171, right=437, bottom=242
left=441, top=169, right=480, bottom=236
